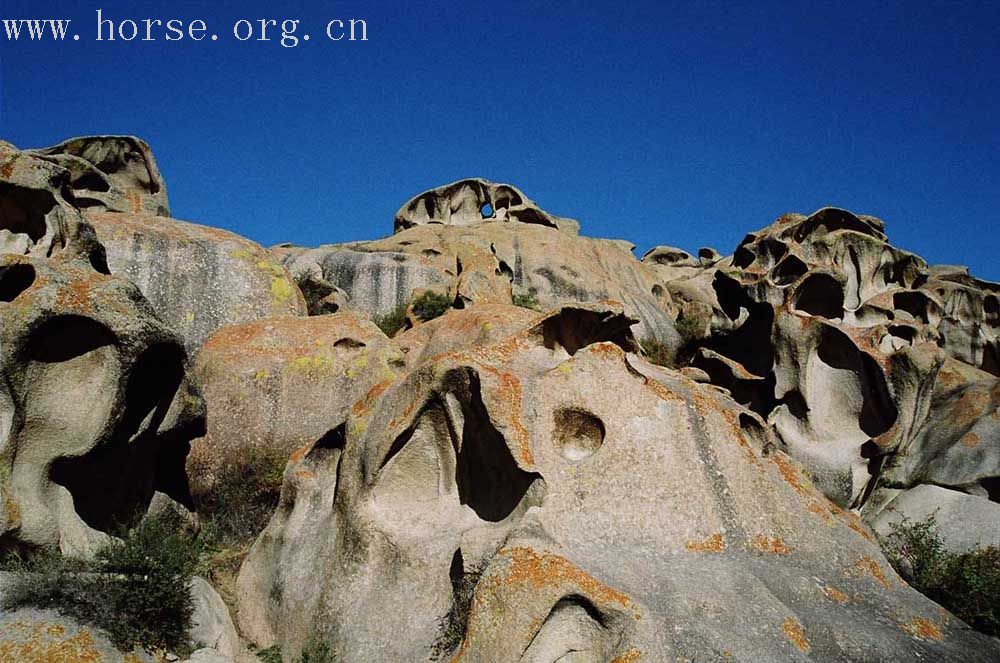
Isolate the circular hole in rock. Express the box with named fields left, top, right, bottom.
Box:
left=480, top=202, right=494, bottom=218
left=553, top=408, right=605, bottom=461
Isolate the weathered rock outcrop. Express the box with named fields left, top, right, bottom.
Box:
left=236, top=304, right=997, bottom=662
left=645, top=208, right=1000, bottom=543
left=88, top=211, right=306, bottom=355
left=279, top=222, right=679, bottom=347
left=395, top=178, right=580, bottom=235
left=30, top=135, right=171, bottom=217
left=187, top=312, right=404, bottom=503
left=0, top=141, right=203, bottom=557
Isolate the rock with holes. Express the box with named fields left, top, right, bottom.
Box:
left=1, top=142, right=108, bottom=271
left=29, top=135, right=171, bottom=217
left=236, top=304, right=997, bottom=662
left=645, top=208, right=1000, bottom=516
left=277, top=221, right=679, bottom=347
left=394, top=178, right=580, bottom=235
left=87, top=211, right=306, bottom=355
left=0, top=253, right=203, bottom=557
left=186, top=311, right=405, bottom=506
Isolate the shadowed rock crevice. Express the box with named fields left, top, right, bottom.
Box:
left=0, top=263, right=35, bottom=302
left=0, top=182, right=55, bottom=247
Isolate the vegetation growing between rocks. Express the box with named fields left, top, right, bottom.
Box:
left=374, top=302, right=409, bottom=338
left=411, top=291, right=453, bottom=322
left=880, top=515, right=1000, bottom=637
left=197, top=445, right=287, bottom=547
left=639, top=337, right=674, bottom=368
left=512, top=292, right=540, bottom=311
left=0, top=513, right=201, bottom=654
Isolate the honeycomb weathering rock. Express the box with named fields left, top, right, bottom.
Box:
left=394, top=178, right=581, bottom=235
left=236, top=305, right=997, bottom=661
left=30, top=135, right=171, bottom=217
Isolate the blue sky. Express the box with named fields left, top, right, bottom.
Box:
left=2, top=1, right=998, bottom=278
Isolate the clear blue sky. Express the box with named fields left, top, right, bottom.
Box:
left=2, top=1, right=998, bottom=278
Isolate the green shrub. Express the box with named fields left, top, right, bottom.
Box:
left=512, top=292, right=540, bottom=311
left=198, top=446, right=288, bottom=547
left=411, top=291, right=453, bottom=322
left=881, top=514, right=1000, bottom=637
left=256, top=644, right=283, bottom=663
left=373, top=302, right=409, bottom=338
left=256, top=637, right=336, bottom=662
left=675, top=315, right=702, bottom=343
left=639, top=337, right=674, bottom=368
left=1, top=514, right=201, bottom=654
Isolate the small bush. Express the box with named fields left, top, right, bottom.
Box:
left=881, top=514, right=1000, bottom=637
left=374, top=302, right=409, bottom=338
left=675, top=315, right=702, bottom=343
left=411, top=291, right=452, bottom=322
left=639, top=337, right=674, bottom=368
left=512, top=292, right=540, bottom=311
left=199, top=446, right=288, bottom=547
left=1, top=514, right=201, bottom=654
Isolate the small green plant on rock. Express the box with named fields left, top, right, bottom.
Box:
left=373, top=302, right=409, bottom=338
left=639, top=337, right=674, bottom=368
left=1, top=513, right=201, bottom=654
left=880, top=514, right=1000, bottom=637
left=512, top=292, right=540, bottom=311
left=411, top=291, right=453, bottom=322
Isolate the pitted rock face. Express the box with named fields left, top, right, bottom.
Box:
left=0, top=143, right=108, bottom=271
left=394, top=179, right=580, bottom=235
left=236, top=305, right=997, bottom=662
left=30, top=135, right=170, bottom=217
left=0, top=254, right=202, bottom=556
left=647, top=207, right=1000, bottom=532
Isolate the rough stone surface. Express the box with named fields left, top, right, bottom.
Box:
left=88, top=211, right=306, bottom=355
left=30, top=136, right=171, bottom=217
left=0, top=608, right=158, bottom=663
left=187, top=311, right=404, bottom=503
left=278, top=222, right=679, bottom=346
left=188, top=576, right=239, bottom=660
left=394, top=178, right=580, bottom=234
left=237, top=304, right=997, bottom=662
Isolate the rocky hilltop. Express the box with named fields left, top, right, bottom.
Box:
left=1, top=137, right=998, bottom=662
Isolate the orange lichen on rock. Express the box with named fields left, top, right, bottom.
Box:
left=851, top=556, right=892, bottom=590
left=822, top=585, right=850, bottom=604
left=781, top=617, right=811, bottom=653
left=0, top=622, right=103, bottom=663
left=961, top=431, right=982, bottom=448
left=352, top=380, right=394, bottom=416
left=611, top=648, right=643, bottom=663
left=750, top=534, right=791, bottom=555
left=771, top=453, right=808, bottom=496
left=500, top=547, right=633, bottom=609
left=685, top=533, right=725, bottom=553
left=901, top=616, right=943, bottom=641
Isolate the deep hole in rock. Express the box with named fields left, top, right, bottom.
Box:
left=816, top=327, right=898, bottom=438
left=0, top=182, right=55, bottom=244
left=712, top=272, right=746, bottom=321
left=455, top=375, right=544, bottom=522
left=553, top=408, right=605, bottom=461
left=0, top=263, right=35, bottom=302
left=50, top=343, right=187, bottom=532
left=792, top=273, right=844, bottom=319
left=26, top=315, right=115, bottom=363
left=480, top=202, right=494, bottom=218
left=431, top=548, right=481, bottom=660
left=71, top=169, right=111, bottom=193
left=771, top=255, right=808, bottom=286
left=980, top=477, right=1000, bottom=503
left=537, top=308, right=635, bottom=355
left=893, top=291, right=932, bottom=323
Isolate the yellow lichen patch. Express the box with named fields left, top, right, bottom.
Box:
left=500, top=547, right=634, bottom=609
left=781, top=617, right=810, bottom=653
left=750, top=534, right=791, bottom=555
left=685, top=533, right=725, bottom=553
left=961, top=431, right=982, bottom=448
left=252, top=368, right=271, bottom=382
left=822, top=585, right=850, bottom=604
left=0, top=622, right=103, bottom=663
left=611, top=648, right=643, bottom=663
left=270, top=276, right=295, bottom=304
left=901, top=616, right=943, bottom=641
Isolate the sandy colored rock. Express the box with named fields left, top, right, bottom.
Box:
left=236, top=304, right=996, bottom=662
left=88, top=211, right=306, bottom=355
left=187, top=312, right=404, bottom=503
